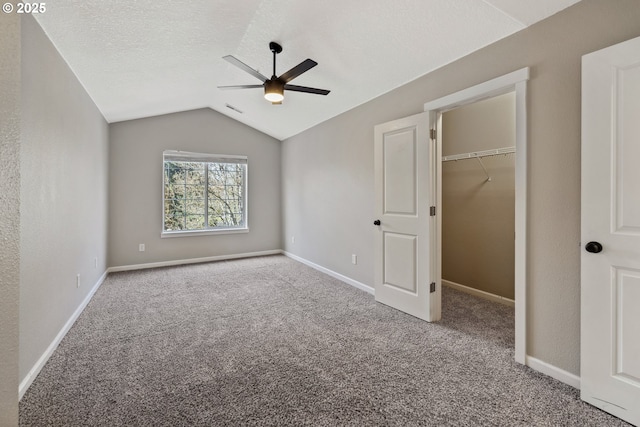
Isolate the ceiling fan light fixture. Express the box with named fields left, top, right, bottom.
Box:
left=264, top=80, right=284, bottom=103
left=264, top=91, right=284, bottom=103
left=220, top=41, right=329, bottom=103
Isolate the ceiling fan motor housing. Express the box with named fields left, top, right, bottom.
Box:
left=264, top=78, right=284, bottom=102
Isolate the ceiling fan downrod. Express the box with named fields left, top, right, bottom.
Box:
left=269, top=41, right=282, bottom=78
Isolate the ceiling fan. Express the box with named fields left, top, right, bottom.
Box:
left=218, top=41, right=330, bottom=104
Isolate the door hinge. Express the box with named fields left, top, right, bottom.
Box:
left=430, top=282, right=436, bottom=293
left=430, top=129, right=436, bottom=140
left=430, top=206, right=436, bottom=216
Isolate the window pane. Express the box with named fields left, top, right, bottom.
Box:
left=185, top=198, right=205, bottom=215
left=208, top=202, right=243, bottom=227
left=184, top=184, right=205, bottom=199
left=165, top=183, right=185, bottom=199
left=165, top=190, right=180, bottom=227
left=208, top=163, right=245, bottom=228
left=185, top=215, right=205, bottom=230
left=165, top=199, right=185, bottom=214
left=164, top=214, right=185, bottom=231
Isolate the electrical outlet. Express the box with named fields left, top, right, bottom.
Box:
left=291, top=236, right=295, bottom=244
left=94, top=257, right=98, bottom=269
left=139, top=243, right=145, bottom=252
left=352, top=254, right=357, bottom=265
left=76, top=274, right=80, bottom=288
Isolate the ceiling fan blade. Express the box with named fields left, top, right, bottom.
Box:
left=223, top=55, right=268, bottom=83
left=217, top=84, right=264, bottom=90
left=279, top=59, right=318, bottom=83
left=284, top=84, right=330, bottom=95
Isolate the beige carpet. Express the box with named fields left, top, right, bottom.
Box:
left=19, top=255, right=627, bottom=426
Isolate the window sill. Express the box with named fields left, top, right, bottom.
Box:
left=161, top=228, right=249, bottom=238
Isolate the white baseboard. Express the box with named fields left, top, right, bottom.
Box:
left=108, top=249, right=283, bottom=273
left=19, top=269, right=109, bottom=400
left=526, top=355, right=581, bottom=389
left=442, top=279, right=515, bottom=308
left=283, top=251, right=375, bottom=295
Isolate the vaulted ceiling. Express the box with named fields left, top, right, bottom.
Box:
left=33, top=0, right=582, bottom=140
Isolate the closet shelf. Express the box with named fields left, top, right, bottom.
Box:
left=442, top=146, right=515, bottom=162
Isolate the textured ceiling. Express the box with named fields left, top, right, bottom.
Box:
left=33, top=0, right=582, bottom=140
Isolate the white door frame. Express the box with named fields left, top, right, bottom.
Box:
left=424, top=67, right=529, bottom=364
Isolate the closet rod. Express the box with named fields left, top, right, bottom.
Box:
left=442, top=146, right=515, bottom=162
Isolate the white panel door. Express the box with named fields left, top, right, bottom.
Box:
left=374, top=112, right=439, bottom=322
left=581, top=35, right=640, bottom=426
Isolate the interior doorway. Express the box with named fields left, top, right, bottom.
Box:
left=440, top=93, right=516, bottom=309
left=424, top=67, right=529, bottom=364
left=374, top=69, right=528, bottom=363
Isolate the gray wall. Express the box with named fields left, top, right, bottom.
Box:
left=108, top=109, right=281, bottom=268
left=442, top=93, right=515, bottom=299
left=20, top=15, right=109, bottom=385
left=282, top=0, right=640, bottom=375
left=0, top=11, right=20, bottom=427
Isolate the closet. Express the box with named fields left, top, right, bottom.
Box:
left=441, top=92, right=516, bottom=304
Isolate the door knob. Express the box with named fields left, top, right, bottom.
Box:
left=373, top=219, right=381, bottom=226
left=585, top=241, right=603, bottom=253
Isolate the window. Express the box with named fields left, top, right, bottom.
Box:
left=162, top=151, right=247, bottom=236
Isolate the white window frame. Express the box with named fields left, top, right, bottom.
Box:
left=161, top=150, right=248, bottom=238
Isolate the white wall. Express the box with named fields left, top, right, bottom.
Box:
left=0, top=11, right=20, bottom=427
left=20, top=14, right=110, bottom=386
left=281, top=0, right=640, bottom=375
left=108, top=108, right=282, bottom=268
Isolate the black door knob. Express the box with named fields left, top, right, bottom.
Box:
left=585, top=241, right=603, bottom=253
left=373, top=219, right=381, bottom=226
